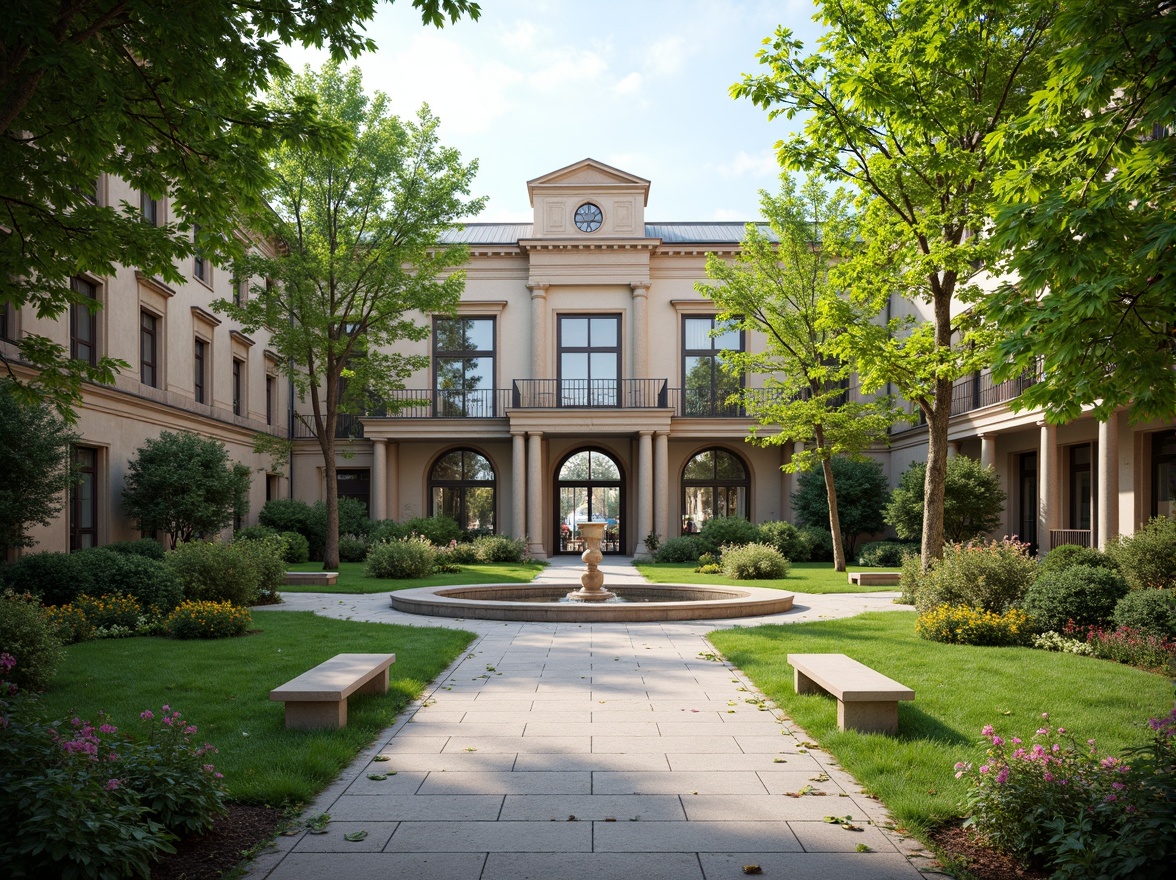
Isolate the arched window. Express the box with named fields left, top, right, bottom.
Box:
left=556, top=449, right=623, bottom=554
left=430, top=449, right=495, bottom=531
left=681, top=448, right=748, bottom=533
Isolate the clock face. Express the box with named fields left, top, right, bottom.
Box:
left=574, top=202, right=603, bottom=233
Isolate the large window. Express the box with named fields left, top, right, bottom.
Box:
left=1069, top=443, right=1093, bottom=531
left=140, top=191, right=159, bottom=226
left=682, top=448, right=749, bottom=532
left=70, top=277, right=97, bottom=366
left=559, top=315, right=619, bottom=406
left=232, top=358, right=244, bottom=416
left=433, top=317, right=495, bottom=416
left=337, top=469, right=371, bottom=515
left=1154, top=430, right=1176, bottom=518
left=556, top=449, right=622, bottom=553
left=140, top=311, right=159, bottom=387
left=0, top=300, right=12, bottom=340
left=194, top=339, right=207, bottom=403
left=193, top=224, right=207, bottom=283
left=430, top=449, right=495, bottom=531
left=682, top=316, right=743, bottom=416
left=70, top=447, right=99, bottom=550
left=266, top=375, right=276, bottom=425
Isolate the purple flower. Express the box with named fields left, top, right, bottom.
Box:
left=105, top=778, right=120, bottom=791
left=981, top=724, right=994, bottom=736
left=140, top=710, right=154, bottom=721
left=184, top=725, right=197, bottom=735
left=995, top=766, right=1009, bottom=784
left=99, top=723, right=117, bottom=734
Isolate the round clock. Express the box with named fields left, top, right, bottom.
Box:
left=574, top=202, right=603, bottom=233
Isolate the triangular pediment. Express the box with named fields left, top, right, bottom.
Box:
left=527, top=159, right=650, bottom=206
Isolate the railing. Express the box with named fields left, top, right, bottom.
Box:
left=292, top=413, right=366, bottom=439
left=511, top=379, right=667, bottom=409
left=1049, top=529, right=1092, bottom=550
left=951, top=369, right=1039, bottom=416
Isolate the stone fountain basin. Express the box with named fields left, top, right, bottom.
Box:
left=389, top=584, right=794, bottom=622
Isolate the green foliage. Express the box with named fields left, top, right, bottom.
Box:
left=987, top=1, right=1176, bottom=422
left=279, top=531, right=310, bottom=564
left=74, top=594, right=144, bottom=634
left=885, top=457, right=1007, bottom=544
left=757, top=520, right=812, bottom=562
left=697, top=516, right=761, bottom=554
left=1106, top=516, right=1176, bottom=591
left=165, top=539, right=283, bottom=608
left=121, top=432, right=251, bottom=549
left=1022, top=566, right=1132, bottom=634
left=234, top=525, right=280, bottom=542
left=0, top=596, right=64, bottom=690
left=792, top=457, right=890, bottom=557
left=76, top=549, right=183, bottom=614
left=653, top=536, right=704, bottom=563
left=103, top=539, right=166, bottom=561
left=798, top=526, right=834, bottom=562
left=1, top=551, right=89, bottom=606
left=1078, top=625, right=1176, bottom=674
left=338, top=534, right=371, bottom=563
left=394, top=515, right=464, bottom=547
left=258, top=499, right=315, bottom=542
left=165, top=601, right=252, bottom=640
left=911, top=538, right=1038, bottom=614
left=720, top=543, right=790, bottom=580
left=1113, top=591, right=1176, bottom=641
left=915, top=605, right=1033, bottom=647
left=0, top=0, right=480, bottom=418
left=472, top=535, right=526, bottom=564
left=0, top=381, right=80, bottom=551
left=858, top=540, right=918, bottom=567
left=643, top=531, right=662, bottom=554
left=1039, top=544, right=1118, bottom=577
left=366, top=537, right=436, bottom=579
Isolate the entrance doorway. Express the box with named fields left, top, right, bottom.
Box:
left=556, top=449, right=623, bottom=554
left=1018, top=451, right=1038, bottom=555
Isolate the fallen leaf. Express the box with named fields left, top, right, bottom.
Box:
left=372, top=755, right=391, bottom=762
left=344, top=831, right=368, bottom=842
left=742, top=866, right=763, bottom=875
left=366, top=773, right=387, bottom=781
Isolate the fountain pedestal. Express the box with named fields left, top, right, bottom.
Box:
left=565, top=521, right=616, bottom=602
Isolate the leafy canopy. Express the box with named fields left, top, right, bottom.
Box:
left=121, top=431, right=251, bottom=548
left=791, top=456, right=890, bottom=557
left=0, top=0, right=480, bottom=419
left=885, top=456, right=1007, bottom=545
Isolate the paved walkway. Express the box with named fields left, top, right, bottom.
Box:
left=248, top=558, right=937, bottom=880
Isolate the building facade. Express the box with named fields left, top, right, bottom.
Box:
left=6, top=159, right=1174, bottom=558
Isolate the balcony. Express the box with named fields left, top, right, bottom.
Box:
left=951, top=369, right=1039, bottom=416
left=511, top=379, right=667, bottom=409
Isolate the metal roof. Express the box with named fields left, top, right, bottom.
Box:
left=441, top=221, right=775, bottom=246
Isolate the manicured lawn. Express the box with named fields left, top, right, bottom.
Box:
left=285, top=560, right=546, bottom=593
left=36, top=612, right=475, bottom=805
left=707, top=612, right=1173, bottom=836
left=636, top=560, right=897, bottom=594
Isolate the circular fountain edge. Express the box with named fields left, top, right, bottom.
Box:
left=389, top=583, right=795, bottom=622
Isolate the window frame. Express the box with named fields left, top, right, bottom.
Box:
left=557, top=313, right=621, bottom=407
left=232, top=357, right=244, bottom=416
left=681, top=315, right=745, bottom=417
left=428, top=448, right=496, bottom=532
left=140, top=191, right=159, bottom=226
left=194, top=338, right=208, bottom=404
left=432, top=315, right=497, bottom=417
left=140, top=310, right=159, bottom=387
left=680, top=447, right=750, bottom=533
left=70, top=446, right=99, bottom=551
left=70, top=277, right=98, bottom=366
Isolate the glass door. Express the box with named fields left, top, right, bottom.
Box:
left=556, top=449, right=623, bottom=554
left=559, top=315, right=619, bottom=407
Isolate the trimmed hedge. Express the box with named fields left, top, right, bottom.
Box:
left=1112, top=589, right=1176, bottom=640
left=1021, top=564, right=1131, bottom=633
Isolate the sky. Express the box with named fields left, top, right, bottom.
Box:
left=280, top=0, right=825, bottom=223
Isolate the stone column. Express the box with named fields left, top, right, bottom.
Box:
left=780, top=444, right=793, bottom=522
left=512, top=431, right=526, bottom=541
left=654, top=431, right=669, bottom=544
left=638, top=430, right=653, bottom=553
left=528, top=282, right=549, bottom=379
left=980, top=435, right=996, bottom=470
left=631, top=282, right=651, bottom=380
left=1097, top=413, right=1120, bottom=549
left=387, top=442, right=400, bottom=522
left=370, top=439, right=387, bottom=520
left=1038, top=422, right=1058, bottom=551
left=526, top=432, right=546, bottom=559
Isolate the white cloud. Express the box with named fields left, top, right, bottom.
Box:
left=499, top=20, right=537, bottom=51
left=644, top=36, right=687, bottom=77
left=716, top=149, right=780, bottom=179
left=527, top=49, right=608, bottom=92
left=613, top=72, right=643, bottom=95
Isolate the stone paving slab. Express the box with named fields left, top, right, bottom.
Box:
left=592, top=819, right=804, bottom=852
left=498, top=793, right=686, bottom=821
left=480, top=852, right=705, bottom=880
left=699, top=852, right=923, bottom=880
left=261, top=852, right=488, bottom=880
left=386, top=820, right=592, bottom=852
left=416, top=770, right=592, bottom=795
left=325, top=794, right=504, bottom=822
left=592, top=770, right=770, bottom=795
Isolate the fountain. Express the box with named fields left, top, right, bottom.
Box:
left=564, top=522, right=615, bottom=602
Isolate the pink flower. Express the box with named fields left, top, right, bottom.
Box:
left=995, top=766, right=1009, bottom=784
left=99, top=724, right=117, bottom=734
left=184, top=725, right=198, bottom=735
left=140, top=710, right=154, bottom=720
left=991, top=735, right=1005, bottom=747
left=1036, top=728, right=1049, bottom=736
left=214, top=772, right=224, bottom=779
left=1011, top=737, right=1022, bottom=745
left=105, top=778, right=120, bottom=790
left=162, top=704, right=170, bottom=713
left=981, top=724, right=994, bottom=736
left=1057, top=727, right=1066, bottom=734
left=203, top=764, right=216, bottom=773
left=1041, top=712, right=1049, bottom=720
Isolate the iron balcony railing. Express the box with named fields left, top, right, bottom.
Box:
left=511, top=378, right=667, bottom=409
left=950, top=369, right=1039, bottom=416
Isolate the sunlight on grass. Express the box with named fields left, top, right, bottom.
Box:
left=285, top=560, right=546, bottom=593
left=636, top=561, right=896, bottom=594
left=708, top=612, right=1173, bottom=835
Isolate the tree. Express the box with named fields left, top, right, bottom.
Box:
left=214, top=65, right=484, bottom=570
left=698, top=175, right=896, bottom=571
left=791, top=456, right=890, bottom=559
left=0, top=379, right=80, bottom=553
left=122, top=431, right=251, bottom=548
left=885, top=456, right=1006, bottom=545
left=734, top=1, right=1054, bottom=565
left=985, top=0, right=1176, bottom=423
left=0, top=0, right=480, bottom=419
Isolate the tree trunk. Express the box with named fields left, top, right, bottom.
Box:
left=920, top=377, right=953, bottom=568
left=815, top=427, right=847, bottom=572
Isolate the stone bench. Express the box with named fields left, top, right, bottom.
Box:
left=787, top=653, right=914, bottom=735
left=848, top=571, right=902, bottom=587
left=284, top=571, right=338, bottom=586
left=270, top=653, right=396, bottom=730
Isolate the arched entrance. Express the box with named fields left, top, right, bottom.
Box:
left=555, top=448, right=623, bottom=554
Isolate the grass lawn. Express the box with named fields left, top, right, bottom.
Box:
left=636, top=560, right=896, bottom=594
left=708, top=612, right=1174, bottom=837
left=285, top=560, right=546, bottom=594
left=35, top=612, right=475, bottom=805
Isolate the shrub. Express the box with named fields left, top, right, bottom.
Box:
left=1112, top=589, right=1176, bottom=639
left=653, top=535, right=703, bottom=563
left=431, top=544, right=463, bottom=573
left=1106, top=515, right=1176, bottom=591
left=43, top=603, right=92, bottom=645
left=165, top=540, right=265, bottom=607
left=398, top=515, right=463, bottom=547
left=367, top=519, right=401, bottom=544
left=757, top=520, right=811, bottom=562
left=916, top=604, right=1033, bottom=646
left=231, top=535, right=286, bottom=604
left=447, top=541, right=480, bottom=564
left=886, top=456, right=1006, bottom=543
left=898, top=551, right=922, bottom=606
left=697, top=516, right=761, bottom=554
left=366, top=537, right=435, bottom=579
left=233, top=524, right=279, bottom=542
left=721, top=542, right=790, bottom=580
left=912, top=538, right=1038, bottom=614
left=1065, top=622, right=1176, bottom=672
left=279, top=531, right=310, bottom=564
left=1038, top=544, right=1118, bottom=577
left=165, top=600, right=251, bottom=639
left=1021, top=565, right=1130, bottom=633
left=644, top=531, right=662, bottom=554
left=472, top=534, right=526, bottom=563
left=792, top=456, right=891, bottom=556
left=0, top=551, right=89, bottom=606
left=104, top=539, right=166, bottom=561
left=258, top=498, right=315, bottom=546
left=338, top=534, right=370, bottom=563
left=697, top=551, right=718, bottom=567
left=1032, top=631, right=1094, bottom=655
left=77, top=548, right=183, bottom=614
left=858, top=540, right=918, bottom=567
left=696, top=563, right=722, bottom=574
left=957, top=710, right=1176, bottom=877
left=75, top=593, right=144, bottom=635
left=798, top=526, right=834, bottom=562
left=0, top=595, right=64, bottom=690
